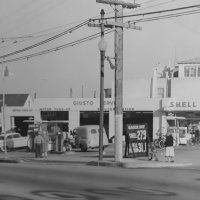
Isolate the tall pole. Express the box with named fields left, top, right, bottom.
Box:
left=99, top=9, right=106, bottom=161
left=2, top=68, right=7, bottom=158
left=114, top=4, right=123, bottom=162
left=94, top=0, right=141, bottom=162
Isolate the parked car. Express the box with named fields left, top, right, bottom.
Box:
left=75, top=125, right=108, bottom=152
left=0, top=132, right=29, bottom=151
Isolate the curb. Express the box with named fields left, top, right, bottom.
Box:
left=22, top=158, right=88, bottom=165
left=122, top=162, right=193, bottom=169
left=0, top=157, right=22, bottom=163
left=87, top=161, right=123, bottom=168
left=0, top=157, right=193, bottom=168
left=87, top=160, right=193, bottom=169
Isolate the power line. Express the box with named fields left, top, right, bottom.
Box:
left=1, top=3, right=200, bottom=64
left=127, top=0, right=180, bottom=13
left=92, top=3, right=200, bottom=20
left=0, top=20, right=89, bottom=59
left=0, top=29, right=114, bottom=65
left=130, top=7, right=200, bottom=23
left=0, top=10, right=114, bottom=46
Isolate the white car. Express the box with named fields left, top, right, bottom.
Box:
left=0, top=133, right=29, bottom=151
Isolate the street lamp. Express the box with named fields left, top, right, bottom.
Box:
left=98, top=9, right=107, bottom=161
left=2, top=66, right=8, bottom=159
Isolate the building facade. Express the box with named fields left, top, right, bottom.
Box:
left=152, top=57, right=200, bottom=141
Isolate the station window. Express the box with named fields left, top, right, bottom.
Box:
left=157, top=88, right=164, bottom=98
left=198, top=66, right=200, bottom=77
left=184, top=66, right=197, bottom=77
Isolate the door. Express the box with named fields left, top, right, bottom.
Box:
left=12, top=133, right=27, bottom=148
left=6, top=135, right=14, bottom=148
left=179, top=127, right=187, bottom=145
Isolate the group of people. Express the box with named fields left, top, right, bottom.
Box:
left=34, top=131, right=49, bottom=158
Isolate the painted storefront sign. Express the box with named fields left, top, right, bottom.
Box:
left=163, top=99, right=200, bottom=111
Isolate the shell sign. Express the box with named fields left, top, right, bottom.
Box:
left=163, top=99, right=200, bottom=111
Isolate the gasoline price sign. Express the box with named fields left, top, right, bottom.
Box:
left=126, top=124, right=148, bottom=157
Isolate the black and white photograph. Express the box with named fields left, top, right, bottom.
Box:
left=0, top=0, right=200, bottom=199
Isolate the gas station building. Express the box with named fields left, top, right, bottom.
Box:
left=1, top=57, right=200, bottom=143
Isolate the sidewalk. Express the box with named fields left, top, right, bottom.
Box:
left=0, top=145, right=198, bottom=169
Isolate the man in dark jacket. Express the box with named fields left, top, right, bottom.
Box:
left=164, top=131, right=174, bottom=162
left=34, top=132, right=44, bottom=158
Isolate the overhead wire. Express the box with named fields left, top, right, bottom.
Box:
left=0, top=20, right=89, bottom=59
left=1, top=3, right=200, bottom=64
left=130, top=7, right=200, bottom=23
left=0, top=9, right=118, bottom=43
left=92, top=3, right=200, bottom=20
left=0, top=0, right=191, bottom=43
left=0, top=1, right=192, bottom=43
left=127, top=0, right=180, bottom=13
left=0, top=29, right=114, bottom=65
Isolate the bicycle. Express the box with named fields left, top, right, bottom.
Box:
left=188, top=136, right=200, bottom=146
left=154, top=133, right=166, bottom=149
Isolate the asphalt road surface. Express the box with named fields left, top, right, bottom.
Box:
left=0, top=162, right=200, bottom=200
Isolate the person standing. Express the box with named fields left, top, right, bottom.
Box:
left=42, top=131, right=49, bottom=158
left=34, top=132, right=44, bottom=158
left=164, top=131, right=175, bottom=162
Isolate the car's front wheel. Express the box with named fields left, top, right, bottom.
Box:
left=0, top=146, right=9, bottom=152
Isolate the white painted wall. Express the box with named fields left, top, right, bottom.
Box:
left=69, top=110, right=80, bottom=131
left=171, top=78, right=200, bottom=98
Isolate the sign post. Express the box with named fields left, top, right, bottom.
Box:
left=125, top=124, right=149, bottom=158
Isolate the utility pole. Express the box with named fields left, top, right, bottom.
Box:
left=114, top=3, right=124, bottom=162
left=90, top=0, right=141, bottom=162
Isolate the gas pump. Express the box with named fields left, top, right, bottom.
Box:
left=25, top=120, right=69, bottom=153
left=27, top=123, right=40, bottom=151
left=55, top=132, right=66, bottom=153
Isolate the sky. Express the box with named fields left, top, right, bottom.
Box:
left=1, top=0, right=200, bottom=98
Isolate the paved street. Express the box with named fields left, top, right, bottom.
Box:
left=0, top=160, right=200, bottom=200
left=0, top=144, right=200, bottom=199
